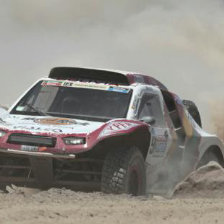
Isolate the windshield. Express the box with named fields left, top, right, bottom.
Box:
left=11, top=80, right=132, bottom=122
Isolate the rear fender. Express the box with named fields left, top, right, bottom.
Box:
left=198, top=136, right=224, bottom=166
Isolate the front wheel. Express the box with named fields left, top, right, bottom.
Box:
left=101, top=147, right=146, bottom=196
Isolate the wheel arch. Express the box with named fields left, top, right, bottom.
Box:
left=199, top=144, right=224, bottom=167
left=91, top=127, right=151, bottom=160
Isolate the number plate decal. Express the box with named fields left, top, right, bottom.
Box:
left=21, top=145, right=39, bottom=152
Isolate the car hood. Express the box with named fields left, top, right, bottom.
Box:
left=0, top=111, right=104, bottom=135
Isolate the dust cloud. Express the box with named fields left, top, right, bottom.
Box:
left=0, top=0, right=223, bottom=130
left=211, top=101, right=224, bottom=140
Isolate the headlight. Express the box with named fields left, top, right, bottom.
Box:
left=63, top=137, right=86, bottom=145
left=0, top=130, right=6, bottom=138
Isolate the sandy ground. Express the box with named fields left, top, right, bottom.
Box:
left=0, top=162, right=223, bottom=224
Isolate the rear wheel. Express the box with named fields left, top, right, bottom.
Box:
left=101, top=147, right=146, bottom=196
left=197, top=150, right=223, bottom=168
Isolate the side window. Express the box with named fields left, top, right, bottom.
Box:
left=137, top=95, right=154, bottom=120
left=137, top=93, right=165, bottom=126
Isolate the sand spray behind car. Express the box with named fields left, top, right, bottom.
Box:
left=148, top=145, right=201, bottom=197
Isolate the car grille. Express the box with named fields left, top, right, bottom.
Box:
left=7, top=134, right=56, bottom=147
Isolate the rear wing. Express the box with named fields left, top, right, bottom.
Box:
left=49, top=67, right=129, bottom=85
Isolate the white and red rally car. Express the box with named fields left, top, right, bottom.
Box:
left=0, top=67, right=223, bottom=196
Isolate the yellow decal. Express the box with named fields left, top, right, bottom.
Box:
left=35, top=118, right=76, bottom=126
left=182, top=115, right=193, bottom=137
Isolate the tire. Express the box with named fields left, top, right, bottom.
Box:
left=183, top=100, right=202, bottom=127
left=101, top=147, right=146, bottom=196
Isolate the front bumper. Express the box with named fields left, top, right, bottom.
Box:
left=0, top=148, right=76, bottom=159
left=0, top=148, right=103, bottom=191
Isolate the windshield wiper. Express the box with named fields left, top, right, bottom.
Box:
left=25, top=103, right=49, bottom=117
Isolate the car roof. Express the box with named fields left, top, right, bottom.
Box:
left=49, top=67, right=168, bottom=91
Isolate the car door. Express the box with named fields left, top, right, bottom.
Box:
left=136, top=90, right=173, bottom=166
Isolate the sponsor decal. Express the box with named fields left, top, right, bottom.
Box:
left=35, top=118, right=77, bottom=126
left=42, top=80, right=63, bottom=87
left=108, top=87, right=129, bottom=93
left=22, top=117, right=89, bottom=126
left=132, top=95, right=140, bottom=112
left=39, top=147, right=48, bottom=152
left=151, top=136, right=167, bottom=153
left=99, top=122, right=139, bottom=137
left=149, top=128, right=168, bottom=155
left=13, top=125, right=64, bottom=133
left=41, top=80, right=130, bottom=93
left=182, top=115, right=194, bottom=137
left=63, top=81, right=108, bottom=90
left=11, top=117, right=90, bottom=133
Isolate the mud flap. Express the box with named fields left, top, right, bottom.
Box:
left=29, top=157, right=53, bottom=187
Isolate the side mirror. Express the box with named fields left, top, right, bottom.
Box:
left=140, top=116, right=156, bottom=125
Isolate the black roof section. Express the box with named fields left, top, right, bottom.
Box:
left=49, top=67, right=130, bottom=85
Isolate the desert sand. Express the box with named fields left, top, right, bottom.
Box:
left=0, top=162, right=223, bottom=224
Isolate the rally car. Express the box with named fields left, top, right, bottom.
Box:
left=0, top=67, right=223, bottom=196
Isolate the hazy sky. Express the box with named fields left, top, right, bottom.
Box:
left=0, top=0, right=223, bottom=130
